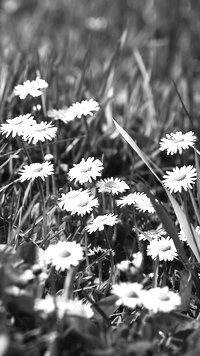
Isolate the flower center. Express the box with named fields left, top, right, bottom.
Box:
left=158, top=293, right=170, bottom=302
left=174, top=173, right=187, bottom=182
left=80, top=164, right=92, bottom=173
left=13, top=119, right=24, bottom=125
left=32, top=166, right=43, bottom=173
left=171, top=137, right=184, bottom=144
left=58, top=250, right=71, bottom=258
left=77, top=197, right=89, bottom=207
left=159, top=244, right=172, bottom=252
left=105, top=181, right=118, bottom=188
left=97, top=216, right=107, bottom=223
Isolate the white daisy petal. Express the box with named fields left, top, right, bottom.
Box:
left=160, top=131, right=196, bottom=155
left=19, top=162, right=54, bottom=182
left=163, top=165, right=197, bottom=193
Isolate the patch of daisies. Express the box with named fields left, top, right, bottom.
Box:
left=2, top=77, right=194, bottom=326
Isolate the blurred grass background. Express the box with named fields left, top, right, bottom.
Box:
left=1, top=0, right=200, bottom=177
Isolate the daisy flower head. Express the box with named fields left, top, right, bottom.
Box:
left=62, top=299, right=94, bottom=319
left=47, top=107, right=77, bottom=123
left=138, top=227, right=166, bottom=241
left=0, top=114, right=36, bottom=138
left=58, top=189, right=90, bottom=212
left=44, top=240, right=84, bottom=271
left=117, top=192, right=155, bottom=214
left=19, top=162, right=54, bottom=182
left=22, top=121, right=57, bottom=144
left=71, top=194, right=99, bottom=216
left=85, top=214, right=118, bottom=234
left=160, top=131, right=196, bottom=155
left=111, top=282, right=143, bottom=309
left=147, top=236, right=177, bottom=261
left=68, top=157, right=103, bottom=184
left=96, top=177, right=130, bottom=195
left=70, top=99, right=100, bottom=119
left=117, top=192, right=144, bottom=207
left=14, top=77, right=48, bottom=99
left=141, top=286, right=181, bottom=313
left=163, top=165, right=197, bottom=193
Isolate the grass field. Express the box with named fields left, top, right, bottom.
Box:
left=1, top=1, right=200, bottom=355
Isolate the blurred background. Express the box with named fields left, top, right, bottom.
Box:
left=1, top=0, right=200, bottom=177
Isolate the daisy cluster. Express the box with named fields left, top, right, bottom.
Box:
left=159, top=131, right=197, bottom=193
left=111, top=283, right=181, bottom=313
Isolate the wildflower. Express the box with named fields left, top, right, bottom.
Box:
left=35, top=296, right=93, bottom=319
left=147, top=236, right=177, bottom=261
left=19, top=162, right=54, bottom=182
left=0, top=114, right=36, bottom=138
left=47, top=107, right=77, bottom=123
left=14, top=77, right=48, bottom=99
left=58, top=189, right=90, bottom=212
left=22, top=121, right=57, bottom=144
left=70, top=99, right=100, bottom=118
left=111, top=282, right=143, bottom=309
left=163, top=165, right=197, bottom=193
left=160, top=131, right=196, bottom=155
left=117, top=252, right=143, bottom=275
left=141, top=286, right=181, bottom=313
left=44, top=240, right=83, bottom=271
left=138, top=228, right=166, bottom=241
left=85, top=214, right=118, bottom=233
left=71, top=195, right=99, bottom=216
left=117, top=192, right=155, bottom=214
left=96, top=177, right=129, bottom=195
left=68, top=157, right=103, bottom=184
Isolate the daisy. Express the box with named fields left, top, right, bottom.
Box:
left=22, top=121, right=57, bottom=144
left=19, top=162, right=54, bottom=182
left=35, top=296, right=93, bottom=319
left=47, top=107, right=77, bottom=123
left=44, top=240, right=83, bottom=271
left=58, top=189, right=90, bottom=212
left=68, top=157, right=103, bottom=184
left=163, top=165, right=197, bottom=193
left=111, top=282, right=143, bottom=309
left=117, top=192, right=145, bottom=207
left=70, top=99, right=100, bottom=118
left=0, top=114, right=36, bottom=138
left=138, top=227, right=166, bottom=241
left=141, top=286, right=181, bottom=313
left=85, top=214, right=118, bottom=234
left=14, top=77, right=48, bottom=99
left=71, top=195, right=99, bottom=216
left=160, top=131, right=196, bottom=155
left=117, top=192, right=155, bottom=214
left=147, top=236, right=177, bottom=261
left=96, top=177, right=130, bottom=195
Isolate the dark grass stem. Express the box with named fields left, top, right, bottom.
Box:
left=81, top=216, right=91, bottom=274
left=104, top=228, right=115, bottom=295
left=152, top=256, right=159, bottom=288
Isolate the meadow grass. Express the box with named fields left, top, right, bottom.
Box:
left=1, top=1, right=200, bottom=355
